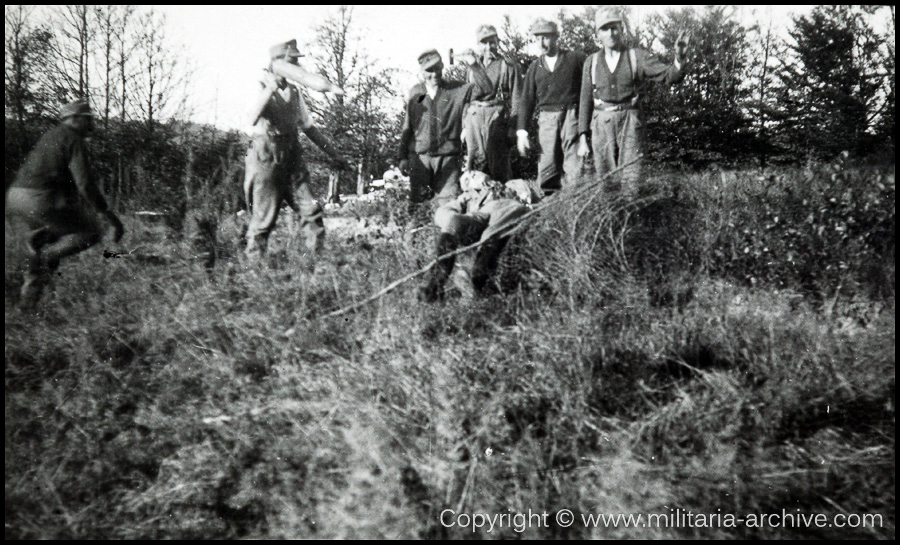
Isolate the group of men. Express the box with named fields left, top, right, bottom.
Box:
left=399, top=8, right=689, bottom=300
left=7, top=8, right=689, bottom=307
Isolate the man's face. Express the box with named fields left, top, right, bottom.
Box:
left=478, top=36, right=500, bottom=61
left=538, top=33, right=559, bottom=56
left=421, top=66, right=442, bottom=87
left=597, top=21, right=625, bottom=50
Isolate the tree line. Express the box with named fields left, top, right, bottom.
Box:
left=499, top=5, right=894, bottom=170
left=5, top=5, right=895, bottom=215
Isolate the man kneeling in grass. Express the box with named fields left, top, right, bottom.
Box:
left=420, top=170, right=538, bottom=302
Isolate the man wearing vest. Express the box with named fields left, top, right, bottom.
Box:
left=245, top=39, right=349, bottom=261
left=464, top=24, right=522, bottom=182
left=577, top=8, right=690, bottom=193
left=398, top=49, right=492, bottom=218
left=517, top=19, right=586, bottom=195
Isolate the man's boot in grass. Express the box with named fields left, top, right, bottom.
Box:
left=420, top=233, right=457, bottom=303
left=471, top=237, right=509, bottom=296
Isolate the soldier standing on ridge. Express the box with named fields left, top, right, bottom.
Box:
left=577, top=8, right=690, bottom=192
left=516, top=18, right=587, bottom=195
left=464, top=24, right=522, bottom=182
left=244, top=39, right=350, bottom=261
left=6, top=99, right=125, bottom=308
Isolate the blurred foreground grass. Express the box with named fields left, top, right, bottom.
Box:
left=5, top=163, right=894, bottom=538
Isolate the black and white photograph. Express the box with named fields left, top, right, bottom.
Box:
left=5, top=4, right=894, bottom=539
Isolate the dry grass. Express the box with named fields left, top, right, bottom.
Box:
left=5, top=163, right=895, bottom=539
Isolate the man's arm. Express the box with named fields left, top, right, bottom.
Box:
left=397, top=96, right=413, bottom=172
left=578, top=53, right=595, bottom=136
left=507, top=60, right=524, bottom=137
left=577, top=54, right=595, bottom=157
left=634, top=48, right=683, bottom=86
left=295, top=88, right=350, bottom=169
left=69, top=138, right=124, bottom=241
left=303, top=125, right=349, bottom=169
left=249, top=72, right=279, bottom=126
left=69, top=139, right=107, bottom=213
left=517, top=62, right=536, bottom=132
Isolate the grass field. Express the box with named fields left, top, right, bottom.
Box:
left=5, top=162, right=895, bottom=538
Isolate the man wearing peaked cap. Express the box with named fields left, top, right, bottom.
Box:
left=244, top=39, right=349, bottom=262
left=7, top=98, right=125, bottom=308
left=517, top=17, right=587, bottom=194
left=269, top=38, right=304, bottom=59
left=463, top=23, right=522, bottom=183
left=398, top=46, right=493, bottom=224
left=577, top=8, right=690, bottom=194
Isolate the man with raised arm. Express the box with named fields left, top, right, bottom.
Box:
left=577, top=8, right=689, bottom=192
left=245, top=39, right=349, bottom=261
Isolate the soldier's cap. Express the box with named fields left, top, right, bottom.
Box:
left=595, top=7, right=625, bottom=29
left=476, top=24, right=498, bottom=42
left=59, top=99, right=92, bottom=120
left=530, top=18, right=559, bottom=36
left=270, top=39, right=304, bottom=60
left=418, top=49, right=443, bottom=72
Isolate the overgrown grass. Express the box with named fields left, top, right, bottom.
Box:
left=5, top=162, right=894, bottom=538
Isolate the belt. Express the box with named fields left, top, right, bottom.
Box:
left=471, top=99, right=506, bottom=108
left=537, top=103, right=577, bottom=113
left=593, top=99, right=638, bottom=111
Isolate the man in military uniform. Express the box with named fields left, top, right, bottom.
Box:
left=245, top=39, right=349, bottom=260
left=398, top=48, right=492, bottom=218
left=6, top=99, right=124, bottom=307
left=577, top=8, right=689, bottom=191
left=420, top=170, right=535, bottom=302
left=516, top=19, right=587, bottom=194
left=464, top=24, right=522, bottom=182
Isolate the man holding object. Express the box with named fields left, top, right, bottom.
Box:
left=245, top=39, right=349, bottom=261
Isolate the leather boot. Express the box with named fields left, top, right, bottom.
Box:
left=471, top=237, right=509, bottom=295
left=420, top=233, right=457, bottom=303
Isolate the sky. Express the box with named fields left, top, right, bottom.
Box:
left=152, top=5, right=817, bottom=132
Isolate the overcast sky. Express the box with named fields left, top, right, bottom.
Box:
left=152, top=5, right=816, bottom=132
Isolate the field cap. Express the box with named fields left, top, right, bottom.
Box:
left=418, top=49, right=443, bottom=71
left=477, top=24, right=498, bottom=42
left=530, top=18, right=558, bottom=36
left=59, top=99, right=92, bottom=120
left=595, top=7, right=624, bottom=29
left=270, top=39, right=304, bottom=60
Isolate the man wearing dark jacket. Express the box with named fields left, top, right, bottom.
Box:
left=516, top=19, right=586, bottom=194
left=399, top=49, right=492, bottom=213
left=7, top=99, right=124, bottom=307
